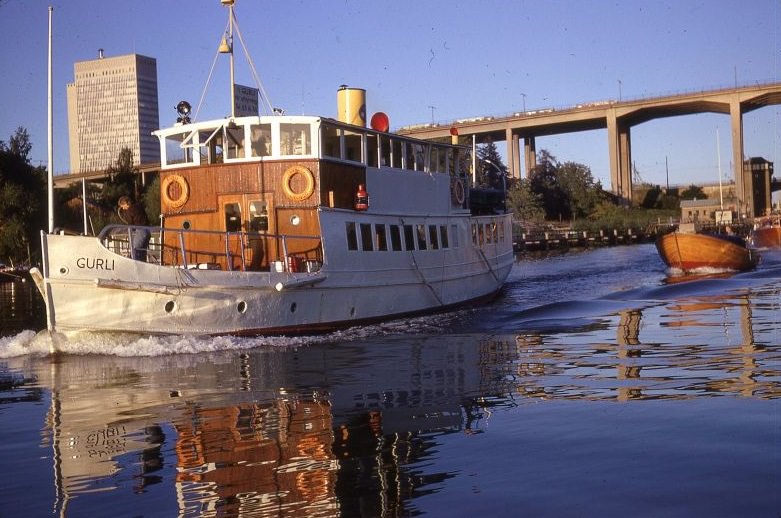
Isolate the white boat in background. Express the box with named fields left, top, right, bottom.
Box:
left=31, top=0, right=513, bottom=341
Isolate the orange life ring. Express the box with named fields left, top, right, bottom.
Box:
left=282, top=165, right=315, bottom=202
left=452, top=178, right=465, bottom=205
left=161, top=174, right=189, bottom=209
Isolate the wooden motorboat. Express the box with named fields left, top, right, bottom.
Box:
left=655, top=223, right=758, bottom=273
left=749, top=215, right=781, bottom=249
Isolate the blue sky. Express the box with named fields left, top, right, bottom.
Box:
left=1, top=0, right=779, bottom=190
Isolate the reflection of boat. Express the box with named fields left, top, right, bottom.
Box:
left=749, top=215, right=781, bottom=249
left=31, top=1, right=512, bottom=340
left=655, top=223, right=758, bottom=273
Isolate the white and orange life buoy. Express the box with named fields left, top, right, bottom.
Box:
left=161, top=174, right=189, bottom=209
left=282, top=165, right=316, bottom=202
left=452, top=178, right=465, bottom=205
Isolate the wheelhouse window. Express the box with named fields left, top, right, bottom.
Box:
left=280, top=123, right=311, bottom=155
left=225, top=125, right=245, bottom=160
left=163, top=131, right=195, bottom=165
left=344, top=130, right=363, bottom=162
left=250, top=123, right=272, bottom=157
left=322, top=125, right=341, bottom=159
left=403, top=225, right=415, bottom=251
left=366, top=133, right=379, bottom=167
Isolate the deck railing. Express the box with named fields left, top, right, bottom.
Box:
left=98, top=225, right=323, bottom=273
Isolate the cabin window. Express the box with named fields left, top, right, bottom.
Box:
left=411, top=143, right=426, bottom=171
left=250, top=123, right=272, bottom=157
left=248, top=200, right=269, bottom=232
left=344, top=130, right=363, bottom=162
left=450, top=224, right=459, bottom=247
left=471, top=223, right=478, bottom=245
left=497, top=220, right=504, bottom=242
left=439, top=225, right=449, bottom=248
left=346, top=222, right=358, bottom=250
left=427, top=225, right=438, bottom=249
left=380, top=136, right=391, bottom=167
left=322, top=125, right=341, bottom=159
left=224, top=203, right=242, bottom=232
left=280, top=123, right=311, bottom=155
left=392, top=139, right=403, bottom=169
left=403, top=225, right=415, bottom=251
left=375, top=224, right=388, bottom=251
left=429, top=146, right=440, bottom=173
left=366, top=133, right=379, bottom=167
left=163, top=131, right=194, bottom=165
left=390, top=225, right=402, bottom=251
left=416, top=224, right=428, bottom=250
left=485, top=223, right=493, bottom=244
left=225, top=125, right=245, bottom=159
left=360, top=223, right=374, bottom=251
left=200, top=128, right=224, bottom=164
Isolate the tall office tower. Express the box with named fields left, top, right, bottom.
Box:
left=67, top=52, right=160, bottom=173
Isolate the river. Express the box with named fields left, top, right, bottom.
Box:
left=1, top=243, right=779, bottom=517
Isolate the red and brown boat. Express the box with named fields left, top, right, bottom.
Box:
left=749, top=216, right=781, bottom=249
left=655, top=223, right=759, bottom=273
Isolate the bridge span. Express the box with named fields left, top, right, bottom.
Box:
left=398, top=81, right=781, bottom=212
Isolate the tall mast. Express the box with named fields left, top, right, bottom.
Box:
left=219, top=0, right=236, bottom=118
left=47, top=6, right=54, bottom=233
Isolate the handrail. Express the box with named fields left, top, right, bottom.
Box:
left=98, top=224, right=322, bottom=273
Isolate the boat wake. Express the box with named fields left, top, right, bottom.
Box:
left=0, top=309, right=465, bottom=359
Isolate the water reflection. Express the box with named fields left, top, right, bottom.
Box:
left=5, top=300, right=777, bottom=516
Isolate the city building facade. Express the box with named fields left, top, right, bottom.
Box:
left=67, top=52, right=159, bottom=173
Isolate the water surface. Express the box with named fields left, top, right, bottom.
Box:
left=1, top=244, right=779, bottom=516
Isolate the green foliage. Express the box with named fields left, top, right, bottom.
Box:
left=680, top=184, right=706, bottom=200
left=0, top=128, right=46, bottom=264
left=476, top=138, right=507, bottom=188
left=506, top=178, right=545, bottom=223
left=142, top=176, right=161, bottom=225
left=529, top=150, right=605, bottom=221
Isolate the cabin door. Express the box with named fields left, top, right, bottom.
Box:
left=219, top=194, right=275, bottom=271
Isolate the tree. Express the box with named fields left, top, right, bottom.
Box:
left=680, top=184, right=706, bottom=200
left=529, top=150, right=607, bottom=221
left=476, top=138, right=507, bottom=188
left=506, top=178, right=545, bottom=223
left=0, top=127, right=46, bottom=264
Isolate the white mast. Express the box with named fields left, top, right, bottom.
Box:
left=47, top=6, right=54, bottom=233
left=717, top=127, right=724, bottom=210
left=219, top=0, right=236, bottom=118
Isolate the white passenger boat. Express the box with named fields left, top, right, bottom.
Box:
left=31, top=0, right=513, bottom=338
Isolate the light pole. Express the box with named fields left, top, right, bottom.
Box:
left=618, top=80, right=623, bottom=101
left=520, top=93, right=527, bottom=112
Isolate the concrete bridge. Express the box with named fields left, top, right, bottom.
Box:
left=398, top=81, right=781, bottom=212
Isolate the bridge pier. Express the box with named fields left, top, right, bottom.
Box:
left=607, top=112, right=633, bottom=203
left=730, top=96, right=746, bottom=216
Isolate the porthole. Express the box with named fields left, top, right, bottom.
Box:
left=290, top=214, right=301, bottom=226
left=59, top=266, right=68, bottom=275
left=237, top=301, right=247, bottom=314
left=290, top=302, right=297, bottom=313
left=164, top=300, right=176, bottom=313
left=182, top=220, right=191, bottom=230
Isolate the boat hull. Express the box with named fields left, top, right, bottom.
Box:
left=655, top=232, right=758, bottom=272
left=34, top=213, right=513, bottom=336
left=750, top=226, right=781, bottom=249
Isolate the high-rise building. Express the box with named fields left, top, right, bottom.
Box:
left=67, top=52, right=159, bottom=173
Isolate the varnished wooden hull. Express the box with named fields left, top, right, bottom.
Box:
left=750, top=226, right=781, bottom=249
left=655, top=232, right=758, bottom=272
